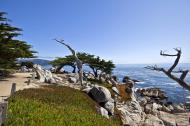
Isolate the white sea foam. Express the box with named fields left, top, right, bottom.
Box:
left=165, top=82, right=177, bottom=85
left=186, top=96, right=190, bottom=99
left=135, top=81, right=145, bottom=84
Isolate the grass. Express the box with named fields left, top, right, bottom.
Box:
left=5, top=85, right=121, bottom=126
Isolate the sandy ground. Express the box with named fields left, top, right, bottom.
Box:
left=0, top=72, right=32, bottom=102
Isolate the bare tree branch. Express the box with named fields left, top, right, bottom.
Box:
left=180, top=70, right=189, bottom=80
left=54, top=39, right=77, bottom=58
left=54, top=39, right=84, bottom=86
left=168, top=48, right=181, bottom=73
left=146, top=48, right=190, bottom=91
left=145, top=65, right=165, bottom=72
left=160, top=50, right=178, bottom=57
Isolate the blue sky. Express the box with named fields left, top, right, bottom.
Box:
left=1, top=0, right=190, bottom=64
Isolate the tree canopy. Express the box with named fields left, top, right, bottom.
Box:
left=51, top=52, right=115, bottom=76
left=0, top=12, right=36, bottom=69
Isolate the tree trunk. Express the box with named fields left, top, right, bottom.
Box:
left=55, top=65, right=63, bottom=73
left=55, top=39, right=84, bottom=86
left=72, top=65, right=76, bottom=73
left=95, top=69, right=98, bottom=78
left=90, top=66, right=98, bottom=78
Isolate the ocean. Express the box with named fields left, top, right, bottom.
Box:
left=44, top=63, right=190, bottom=103
left=114, top=64, right=190, bottom=103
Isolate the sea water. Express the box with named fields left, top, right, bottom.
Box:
left=114, top=64, right=190, bottom=103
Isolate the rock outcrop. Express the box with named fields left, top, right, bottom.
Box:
left=117, top=100, right=145, bottom=126
left=98, top=107, right=109, bottom=119
left=88, top=85, right=112, bottom=103
left=104, top=99, right=115, bottom=115
left=137, top=88, right=168, bottom=100
left=33, top=64, right=62, bottom=84
left=143, top=114, right=165, bottom=126
left=44, top=71, right=190, bottom=126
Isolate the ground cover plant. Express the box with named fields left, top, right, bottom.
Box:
left=5, top=85, right=121, bottom=126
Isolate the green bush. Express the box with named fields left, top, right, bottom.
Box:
left=0, top=69, right=15, bottom=77
left=20, top=61, right=34, bottom=68
left=6, top=85, right=121, bottom=126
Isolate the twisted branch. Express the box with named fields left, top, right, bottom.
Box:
left=146, top=48, right=190, bottom=91
left=54, top=39, right=84, bottom=86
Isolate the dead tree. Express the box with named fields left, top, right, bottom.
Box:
left=145, top=48, right=190, bottom=91
left=55, top=39, right=84, bottom=86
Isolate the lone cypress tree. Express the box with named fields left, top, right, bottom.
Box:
left=0, top=12, right=36, bottom=69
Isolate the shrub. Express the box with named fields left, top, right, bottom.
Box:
left=20, top=61, right=34, bottom=68
left=6, top=85, right=121, bottom=126
left=0, top=69, right=15, bottom=77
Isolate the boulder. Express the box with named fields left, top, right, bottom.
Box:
left=33, top=64, right=60, bottom=84
left=137, top=88, right=167, bottom=100
left=173, top=104, right=184, bottom=112
left=122, top=76, right=130, bottom=83
left=158, top=111, right=190, bottom=126
left=21, top=66, right=29, bottom=72
left=162, top=105, right=171, bottom=113
left=112, top=86, right=120, bottom=96
left=167, top=105, right=174, bottom=111
left=145, top=104, right=152, bottom=114
left=138, top=97, right=147, bottom=107
left=117, top=100, right=143, bottom=126
left=152, top=103, right=162, bottom=110
left=88, top=85, right=111, bottom=103
left=143, top=114, right=165, bottom=126
left=106, top=80, right=112, bottom=85
left=49, top=78, right=56, bottom=84
left=82, top=86, right=92, bottom=94
left=158, top=111, right=176, bottom=126
left=53, top=75, right=63, bottom=82
left=68, top=77, right=77, bottom=83
left=118, top=108, right=134, bottom=126
left=100, top=77, right=106, bottom=83
left=144, top=103, right=160, bottom=116
left=99, top=107, right=109, bottom=119
left=44, top=70, right=56, bottom=83
left=104, top=99, right=114, bottom=115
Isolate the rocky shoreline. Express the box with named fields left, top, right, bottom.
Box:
left=19, top=65, right=190, bottom=126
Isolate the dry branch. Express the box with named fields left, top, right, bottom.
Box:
left=146, top=48, right=190, bottom=91
left=55, top=39, right=84, bottom=86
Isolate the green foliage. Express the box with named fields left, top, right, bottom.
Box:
left=6, top=85, right=120, bottom=126
left=0, top=11, right=36, bottom=69
left=0, top=68, right=15, bottom=77
left=51, top=52, right=115, bottom=75
left=20, top=61, right=34, bottom=68
left=50, top=56, right=76, bottom=73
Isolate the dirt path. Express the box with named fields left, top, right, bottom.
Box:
left=0, top=72, right=31, bottom=102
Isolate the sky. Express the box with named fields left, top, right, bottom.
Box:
left=1, top=0, right=190, bottom=64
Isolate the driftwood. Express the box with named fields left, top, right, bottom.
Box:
left=145, top=48, right=190, bottom=91
left=55, top=39, right=84, bottom=86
